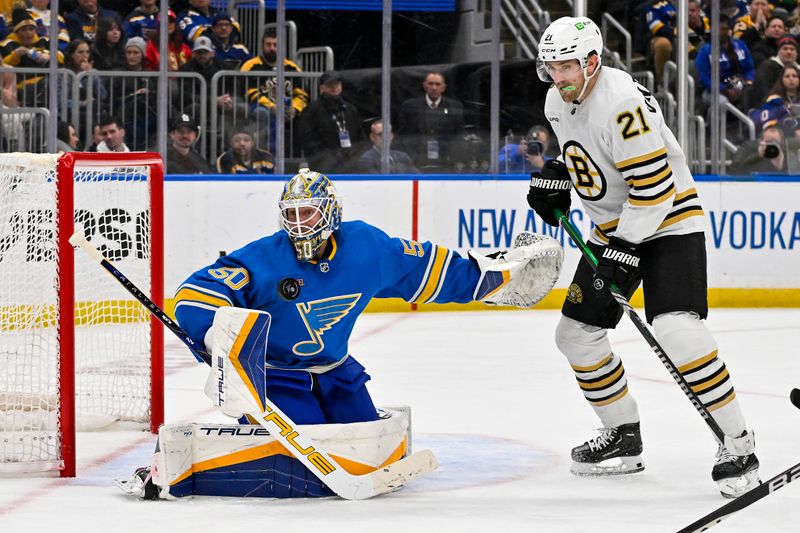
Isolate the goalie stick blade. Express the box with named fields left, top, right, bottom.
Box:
left=790, top=388, right=800, bottom=410
left=367, top=449, right=438, bottom=497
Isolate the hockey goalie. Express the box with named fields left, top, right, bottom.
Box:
left=119, top=168, right=564, bottom=500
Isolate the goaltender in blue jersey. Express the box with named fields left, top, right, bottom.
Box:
left=119, top=168, right=563, bottom=500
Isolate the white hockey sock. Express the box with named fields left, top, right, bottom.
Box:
left=556, top=316, right=639, bottom=428
left=653, top=312, right=747, bottom=438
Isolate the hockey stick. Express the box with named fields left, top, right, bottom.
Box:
left=554, top=210, right=727, bottom=445
left=69, top=230, right=437, bottom=500
left=675, top=389, right=800, bottom=532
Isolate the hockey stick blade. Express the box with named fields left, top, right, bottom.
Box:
left=676, top=459, right=800, bottom=533
left=69, top=230, right=438, bottom=500
left=790, top=388, right=800, bottom=410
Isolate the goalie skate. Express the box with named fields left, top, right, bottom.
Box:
left=114, top=466, right=161, bottom=500
left=570, top=422, right=645, bottom=476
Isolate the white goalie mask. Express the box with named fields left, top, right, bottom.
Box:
left=278, top=168, right=342, bottom=262
left=536, top=17, right=603, bottom=91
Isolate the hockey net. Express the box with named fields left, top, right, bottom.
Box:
left=0, top=152, right=163, bottom=477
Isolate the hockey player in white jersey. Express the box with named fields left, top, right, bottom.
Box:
left=526, top=16, right=760, bottom=498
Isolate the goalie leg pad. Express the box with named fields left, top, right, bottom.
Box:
left=555, top=316, right=639, bottom=428
left=152, top=408, right=411, bottom=499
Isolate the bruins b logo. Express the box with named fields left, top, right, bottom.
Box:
left=563, top=141, right=607, bottom=201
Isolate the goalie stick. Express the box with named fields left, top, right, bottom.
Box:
left=675, top=388, right=800, bottom=533
left=554, top=210, right=727, bottom=445
left=69, top=230, right=437, bottom=500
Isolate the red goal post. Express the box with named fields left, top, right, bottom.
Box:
left=0, top=152, right=164, bottom=477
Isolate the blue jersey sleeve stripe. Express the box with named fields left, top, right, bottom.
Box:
left=409, top=246, right=437, bottom=303
left=175, top=287, right=232, bottom=308
left=177, top=283, right=234, bottom=304
left=416, top=246, right=450, bottom=303
left=424, top=249, right=454, bottom=304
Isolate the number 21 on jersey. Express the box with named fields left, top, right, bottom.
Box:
left=616, top=106, right=650, bottom=140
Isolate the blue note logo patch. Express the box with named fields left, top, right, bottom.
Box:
left=293, top=294, right=361, bottom=356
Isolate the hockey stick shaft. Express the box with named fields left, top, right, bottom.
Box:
left=676, top=459, right=800, bottom=532
left=554, top=211, right=726, bottom=444
left=69, top=230, right=437, bottom=500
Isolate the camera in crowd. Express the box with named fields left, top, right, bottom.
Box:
left=526, top=140, right=544, bottom=156
left=762, top=142, right=781, bottom=159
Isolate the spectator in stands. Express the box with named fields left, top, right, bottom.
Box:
left=124, top=0, right=158, bottom=40
left=647, top=0, right=711, bottom=84
left=297, top=70, right=362, bottom=173
left=356, top=119, right=418, bottom=174
left=753, top=34, right=798, bottom=104
left=109, top=37, right=157, bottom=148
left=94, top=115, right=130, bottom=152
left=751, top=65, right=800, bottom=133
left=207, top=12, right=250, bottom=70
left=397, top=71, right=465, bottom=172
left=734, top=0, right=772, bottom=47
left=56, top=120, right=80, bottom=152
left=498, top=125, right=550, bottom=174
left=749, top=15, right=787, bottom=66
left=167, top=113, right=213, bottom=174
left=241, top=28, right=308, bottom=152
left=696, top=15, right=756, bottom=110
left=29, top=0, right=70, bottom=52
left=730, top=124, right=788, bottom=173
left=1, top=8, right=57, bottom=70
left=91, top=17, right=126, bottom=71
left=85, top=122, right=103, bottom=151
left=216, top=128, right=274, bottom=174
left=178, top=0, right=237, bottom=44
left=65, top=0, right=122, bottom=46
left=144, top=9, right=191, bottom=71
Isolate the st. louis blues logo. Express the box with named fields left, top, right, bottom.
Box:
left=293, top=294, right=361, bottom=356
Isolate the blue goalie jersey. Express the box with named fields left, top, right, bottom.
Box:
left=175, top=220, right=481, bottom=371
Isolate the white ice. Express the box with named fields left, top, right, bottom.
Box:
left=1, top=308, right=799, bottom=533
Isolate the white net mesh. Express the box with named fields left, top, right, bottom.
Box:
left=0, top=153, right=155, bottom=473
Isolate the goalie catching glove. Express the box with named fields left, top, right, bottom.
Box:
left=470, top=232, right=564, bottom=308
left=527, top=159, right=572, bottom=227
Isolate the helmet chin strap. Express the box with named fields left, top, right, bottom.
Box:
left=571, top=62, right=601, bottom=106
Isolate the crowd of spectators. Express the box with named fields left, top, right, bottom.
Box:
left=638, top=0, right=800, bottom=173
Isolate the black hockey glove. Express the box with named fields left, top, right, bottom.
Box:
left=592, top=237, right=640, bottom=293
left=526, top=159, right=572, bottom=227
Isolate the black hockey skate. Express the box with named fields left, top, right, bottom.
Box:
left=712, top=441, right=761, bottom=499
left=114, top=466, right=161, bottom=500
left=570, top=422, right=645, bottom=476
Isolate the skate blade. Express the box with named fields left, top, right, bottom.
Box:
left=717, top=469, right=761, bottom=499
left=114, top=476, right=142, bottom=496
left=571, top=455, right=645, bottom=477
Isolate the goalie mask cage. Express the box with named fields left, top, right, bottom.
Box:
left=0, top=152, right=164, bottom=477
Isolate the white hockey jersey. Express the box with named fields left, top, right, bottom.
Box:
left=544, top=66, right=706, bottom=245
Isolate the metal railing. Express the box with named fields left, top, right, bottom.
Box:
left=601, top=13, right=631, bottom=72
left=0, top=106, right=49, bottom=152
left=230, top=0, right=266, bottom=57
left=264, top=21, right=298, bottom=61
left=720, top=100, right=756, bottom=175
left=499, top=0, right=551, bottom=58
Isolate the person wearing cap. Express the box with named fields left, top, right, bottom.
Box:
left=124, top=0, right=159, bottom=40
left=167, top=113, right=214, bottom=174
left=178, top=0, right=240, bottom=44
left=1, top=7, right=59, bottom=68
left=753, top=34, right=799, bottom=104
left=397, top=71, right=465, bottom=172
left=208, top=11, right=250, bottom=69
left=216, top=128, right=274, bottom=174
left=144, top=9, right=191, bottom=71
left=296, top=70, right=363, bottom=173
left=65, top=0, right=123, bottom=45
